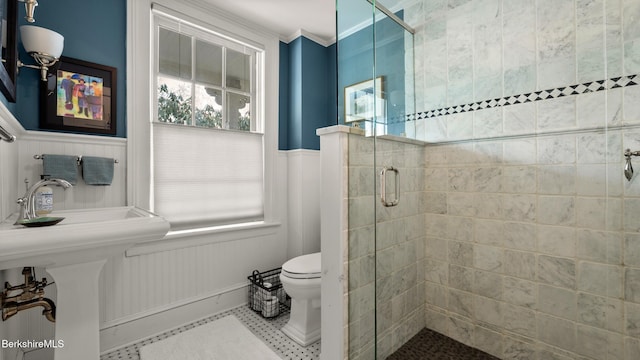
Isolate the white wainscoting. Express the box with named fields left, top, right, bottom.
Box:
left=286, top=149, right=321, bottom=259
left=2, top=141, right=322, bottom=355
left=17, top=132, right=127, bottom=210
left=0, top=104, right=20, bottom=221
left=98, top=150, right=323, bottom=353
left=97, top=152, right=292, bottom=353
left=0, top=105, right=24, bottom=360
left=98, top=224, right=288, bottom=352
left=2, top=127, right=126, bottom=224
left=0, top=111, right=127, bottom=359
left=0, top=137, right=18, bottom=222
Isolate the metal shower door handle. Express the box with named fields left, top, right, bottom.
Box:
left=380, top=166, right=399, bottom=207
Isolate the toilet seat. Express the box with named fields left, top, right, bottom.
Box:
left=282, top=253, right=321, bottom=279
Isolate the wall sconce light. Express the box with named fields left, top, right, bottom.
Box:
left=19, top=0, right=38, bottom=23
left=17, top=25, right=63, bottom=81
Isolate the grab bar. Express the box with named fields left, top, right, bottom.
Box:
left=0, top=124, right=15, bottom=143
left=380, top=166, right=399, bottom=207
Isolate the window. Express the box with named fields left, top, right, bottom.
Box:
left=152, top=10, right=265, bottom=229
left=155, top=19, right=258, bottom=132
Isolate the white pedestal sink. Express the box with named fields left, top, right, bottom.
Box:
left=0, top=206, right=170, bottom=360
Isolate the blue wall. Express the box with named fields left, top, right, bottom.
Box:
left=11, top=0, right=127, bottom=137
left=337, top=11, right=406, bottom=135
left=279, top=42, right=290, bottom=150
left=279, top=36, right=336, bottom=150
left=288, top=38, right=303, bottom=149
left=1, top=1, right=336, bottom=144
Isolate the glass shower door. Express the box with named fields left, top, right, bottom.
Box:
left=371, top=2, right=421, bottom=359
left=339, top=0, right=418, bottom=358
left=338, top=1, right=377, bottom=357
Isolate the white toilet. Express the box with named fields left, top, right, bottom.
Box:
left=279, top=252, right=321, bottom=346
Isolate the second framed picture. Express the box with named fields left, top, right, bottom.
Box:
left=344, top=76, right=384, bottom=123
left=41, top=56, right=117, bottom=135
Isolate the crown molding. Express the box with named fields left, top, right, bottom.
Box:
left=283, top=29, right=335, bottom=47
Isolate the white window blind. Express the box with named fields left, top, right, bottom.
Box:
left=153, top=123, right=264, bottom=229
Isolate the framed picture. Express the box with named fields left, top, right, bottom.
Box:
left=40, top=56, right=116, bottom=135
left=344, top=76, right=384, bottom=123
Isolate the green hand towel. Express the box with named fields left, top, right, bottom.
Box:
left=82, top=156, right=114, bottom=185
left=42, top=154, right=78, bottom=185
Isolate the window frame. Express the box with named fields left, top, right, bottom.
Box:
left=127, top=0, right=281, bottom=237
left=153, top=14, right=262, bottom=133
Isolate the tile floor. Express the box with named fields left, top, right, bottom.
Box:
left=100, top=304, right=321, bottom=360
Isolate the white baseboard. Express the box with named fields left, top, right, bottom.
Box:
left=99, top=283, right=247, bottom=354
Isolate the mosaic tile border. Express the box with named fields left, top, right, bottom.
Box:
left=407, top=74, right=638, bottom=121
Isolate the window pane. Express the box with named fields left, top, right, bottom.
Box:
left=158, top=28, right=192, bottom=79
left=157, top=76, right=192, bottom=125
left=226, top=49, right=250, bottom=91
left=194, top=85, right=223, bottom=128
left=195, top=40, right=223, bottom=86
left=226, top=92, right=251, bottom=131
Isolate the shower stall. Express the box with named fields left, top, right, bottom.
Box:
left=336, top=0, right=421, bottom=358
left=332, top=0, right=640, bottom=359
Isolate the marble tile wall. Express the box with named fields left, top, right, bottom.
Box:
left=407, top=0, right=640, bottom=120
left=347, top=134, right=427, bottom=360
left=422, top=126, right=640, bottom=359
left=401, top=0, right=640, bottom=358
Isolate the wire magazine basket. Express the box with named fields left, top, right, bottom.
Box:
left=247, top=267, right=290, bottom=318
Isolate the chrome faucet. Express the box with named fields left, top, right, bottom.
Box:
left=15, top=178, right=72, bottom=224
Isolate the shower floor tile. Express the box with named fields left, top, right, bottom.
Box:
left=100, top=305, right=321, bottom=360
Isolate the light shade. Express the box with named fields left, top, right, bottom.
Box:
left=20, top=25, right=64, bottom=58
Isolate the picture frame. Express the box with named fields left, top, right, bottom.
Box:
left=344, top=76, right=384, bottom=123
left=40, top=56, right=116, bottom=135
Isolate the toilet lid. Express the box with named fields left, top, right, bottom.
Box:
left=282, top=252, right=321, bottom=279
